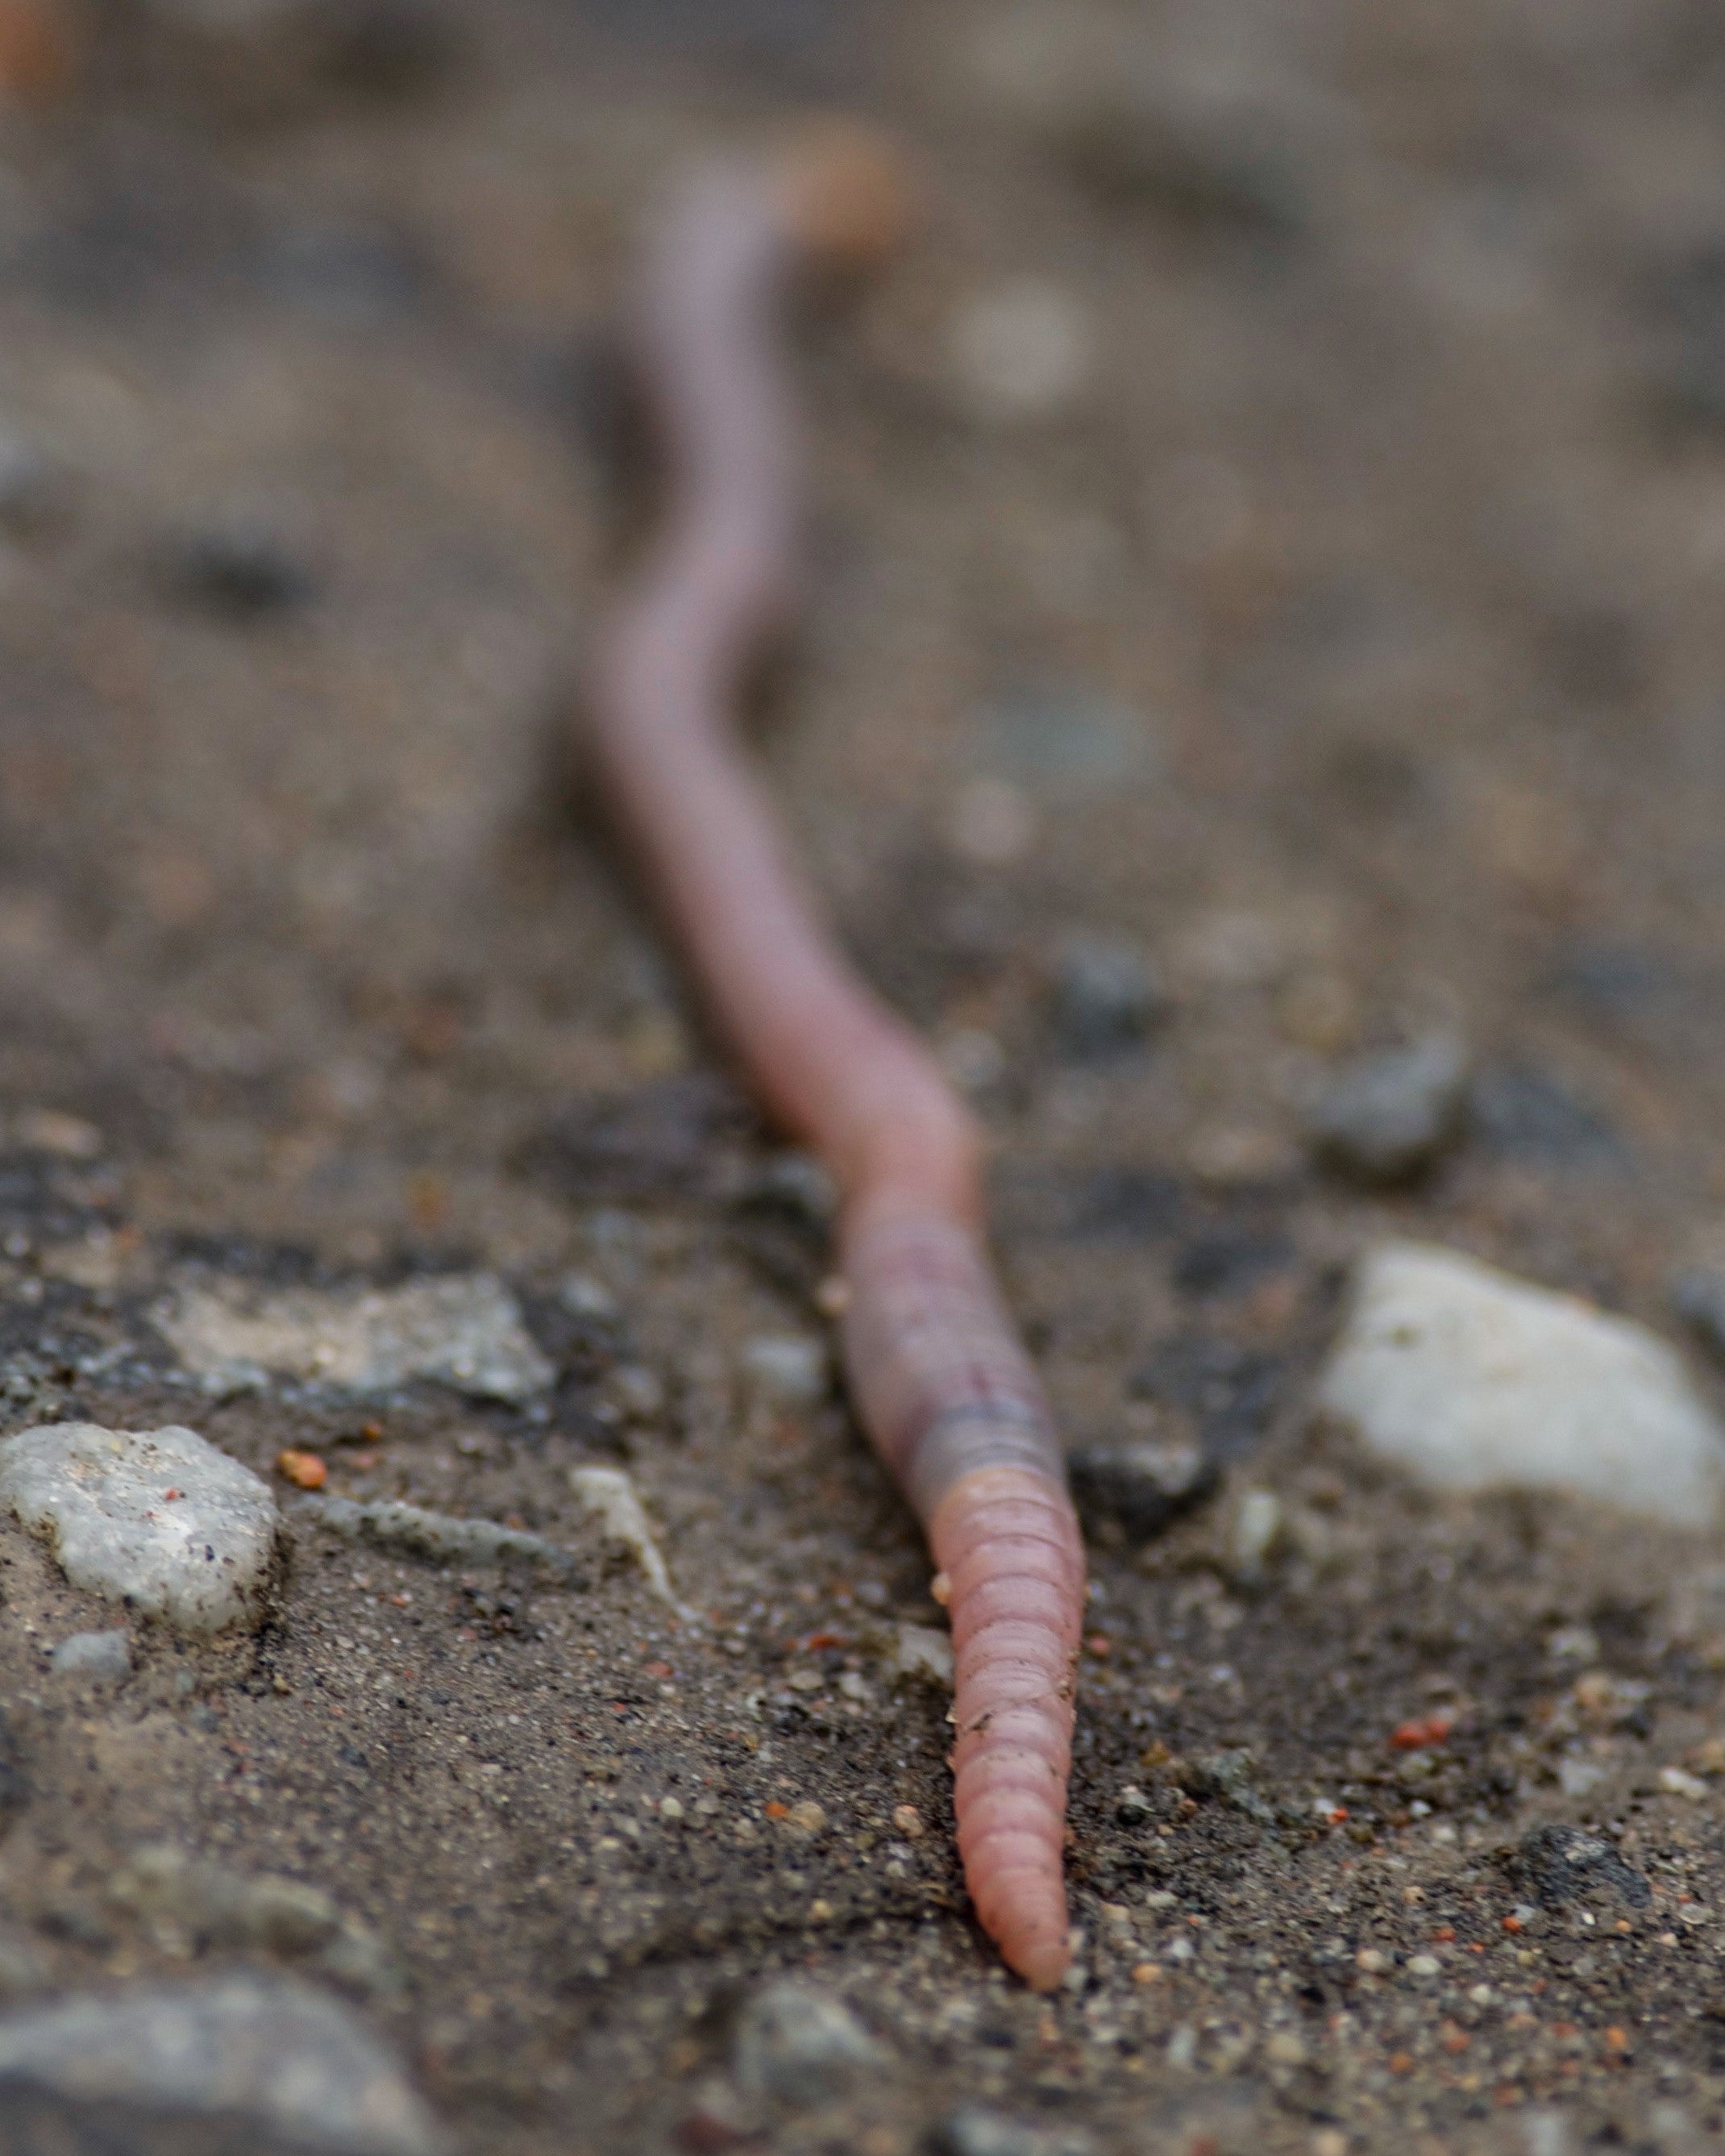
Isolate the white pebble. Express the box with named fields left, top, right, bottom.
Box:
left=738, top=1334, right=829, bottom=1411
left=0, top=1425, right=279, bottom=1635
left=947, top=278, right=1095, bottom=423
left=1319, top=1242, right=1725, bottom=1525
left=49, top=1629, right=132, bottom=1681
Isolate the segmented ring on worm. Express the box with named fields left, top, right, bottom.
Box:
left=585, top=125, right=1087, bottom=1991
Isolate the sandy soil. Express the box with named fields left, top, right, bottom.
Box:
left=2, top=2, right=1725, bottom=2150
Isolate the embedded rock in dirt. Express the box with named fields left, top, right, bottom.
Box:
left=0, top=1424, right=279, bottom=1634
left=48, top=1628, right=132, bottom=1682
left=0, top=1975, right=443, bottom=2155
left=732, top=1979, right=884, bottom=2108
left=153, top=1273, right=553, bottom=1403
left=1303, top=1034, right=1469, bottom=1184
left=1319, top=1242, right=1725, bottom=1525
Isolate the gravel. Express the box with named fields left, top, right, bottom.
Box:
left=1047, top=934, right=1166, bottom=1059
left=0, top=1975, right=443, bottom=2155
left=1066, top=1435, right=1216, bottom=1544
left=153, top=1274, right=554, bottom=1403
left=737, top=1332, right=831, bottom=1409
left=1320, top=1242, right=1725, bottom=1523
left=48, top=1628, right=132, bottom=1681
left=0, top=1423, right=280, bottom=1634
left=731, top=1979, right=884, bottom=2107
left=1302, top=1034, right=1470, bottom=1184
left=289, top=1491, right=585, bottom=1584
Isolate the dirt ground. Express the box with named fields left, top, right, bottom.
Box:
left=2, top=1, right=1725, bottom=2150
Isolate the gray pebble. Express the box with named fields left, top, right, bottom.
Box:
left=732, top=1979, right=883, bottom=2107
left=154, top=1273, right=553, bottom=1404
left=107, top=1845, right=396, bottom=1992
left=1066, top=1436, right=1215, bottom=1544
left=1049, top=934, right=1166, bottom=1058
left=925, top=2110, right=1091, bottom=2156
left=1303, top=1034, right=1469, bottom=1184
left=0, top=431, right=62, bottom=532
left=289, top=1492, right=583, bottom=1585
left=738, top=1334, right=829, bottom=1410
left=165, top=520, right=314, bottom=620
left=0, top=1424, right=279, bottom=1635
left=1671, top=1268, right=1725, bottom=1366
left=49, top=1629, right=132, bottom=1682
left=0, top=1975, right=443, bottom=2156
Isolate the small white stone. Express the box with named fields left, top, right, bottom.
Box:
left=0, top=1424, right=279, bottom=1634
left=1660, top=1766, right=1709, bottom=1801
left=738, top=1334, right=829, bottom=1411
left=946, top=277, right=1095, bottom=423
left=1319, top=1242, right=1725, bottom=1525
left=153, top=1274, right=552, bottom=1404
left=568, top=1465, right=688, bottom=1615
left=732, top=1980, right=883, bottom=2106
left=1406, top=1954, right=1441, bottom=1979
left=0, top=1975, right=440, bottom=2155
left=1228, top=1488, right=1282, bottom=1580
left=49, top=1629, right=132, bottom=1681
left=887, top=1622, right=954, bottom=1689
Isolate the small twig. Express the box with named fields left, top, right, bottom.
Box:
left=584, top=123, right=1086, bottom=1990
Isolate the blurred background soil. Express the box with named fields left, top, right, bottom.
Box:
left=0, top=1, right=1724, bottom=2150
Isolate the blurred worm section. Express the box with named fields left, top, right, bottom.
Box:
left=584, top=124, right=1086, bottom=1990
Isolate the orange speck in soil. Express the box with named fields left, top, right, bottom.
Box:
left=1432, top=1926, right=1456, bottom=1942
left=643, top=1662, right=672, bottom=1679
left=764, top=1800, right=789, bottom=1820
left=1502, top=1916, right=1523, bottom=1933
left=1604, top=2027, right=1629, bottom=2053
left=1390, top=1713, right=1455, bottom=1750
left=276, top=1450, right=327, bottom=1490
left=1389, top=2052, right=1413, bottom=2075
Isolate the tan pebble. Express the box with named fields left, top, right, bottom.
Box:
left=930, top=1571, right=951, bottom=1607
left=947, top=776, right=1036, bottom=865
left=787, top=1800, right=826, bottom=1833
left=1130, top=1962, right=1162, bottom=1984
left=892, top=1804, right=925, bottom=1839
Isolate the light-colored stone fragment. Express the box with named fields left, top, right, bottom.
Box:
left=0, top=1424, right=279, bottom=1633
left=569, top=1466, right=687, bottom=1615
left=886, top=1621, right=954, bottom=1689
left=738, top=1334, right=829, bottom=1410
left=107, top=1845, right=397, bottom=1992
left=49, top=1629, right=131, bottom=1681
left=733, top=1979, right=883, bottom=2106
left=1320, top=1242, right=1725, bottom=1525
left=0, top=1975, right=442, bottom=2154
left=152, top=1274, right=553, bottom=1403
left=290, top=1492, right=583, bottom=1584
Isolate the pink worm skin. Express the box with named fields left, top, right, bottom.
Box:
left=585, top=140, right=1087, bottom=1992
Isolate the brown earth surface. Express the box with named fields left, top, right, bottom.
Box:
left=1, top=2, right=1725, bottom=2151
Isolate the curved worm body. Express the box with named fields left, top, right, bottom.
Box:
left=586, top=133, right=1086, bottom=1991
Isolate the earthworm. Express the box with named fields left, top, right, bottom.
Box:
left=584, top=126, right=1086, bottom=1992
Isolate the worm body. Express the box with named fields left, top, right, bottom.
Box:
left=588, top=131, right=1086, bottom=1991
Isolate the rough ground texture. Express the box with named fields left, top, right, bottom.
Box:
left=0, top=2, right=1724, bottom=2152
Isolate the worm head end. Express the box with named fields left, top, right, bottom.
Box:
left=775, top=118, right=919, bottom=268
